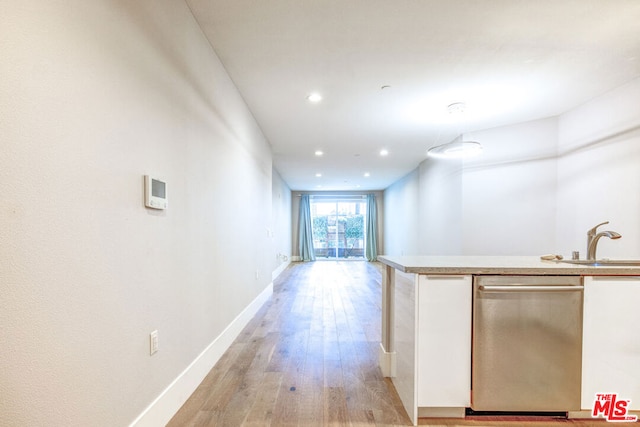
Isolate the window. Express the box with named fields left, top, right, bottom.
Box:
left=310, top=197, right=366, bottom=259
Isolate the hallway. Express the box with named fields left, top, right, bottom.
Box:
left=167, top=262, right=609, bottom=427
left=167, top=261, right=410, bottom=426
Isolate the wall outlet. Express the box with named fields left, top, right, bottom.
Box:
left=150, top=330, right=158, bottom=355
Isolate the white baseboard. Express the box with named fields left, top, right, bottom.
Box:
left=129, top=282, right=274, bottom=427
left=271, top=260, right=291, bottom=281
left=291, top=256, right=301, bottom=262
left=379, top=342, right=396, bottom=378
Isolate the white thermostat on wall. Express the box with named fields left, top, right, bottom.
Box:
left=144, top=175, right=168, bottom=210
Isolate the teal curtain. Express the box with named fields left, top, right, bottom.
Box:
left=365, top=194, right=378, bottom=261
left=298, top=195, right=316, bottom=261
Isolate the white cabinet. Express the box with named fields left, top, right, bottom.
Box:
left=582, top=276, right=640, bottom=410
left=417, top=275, right=472, bottom=409
left=391, top=273, right=472, bottom=425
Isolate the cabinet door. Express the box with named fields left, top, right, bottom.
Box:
left=417, top=275, right=472, bottom=407
left=582, top=276, right=640, bottom=410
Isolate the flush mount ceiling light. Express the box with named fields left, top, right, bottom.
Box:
left=314, top=150, right=324, bottom=156
left=306, top=93, right=322, bottom=103
left=379, top=149, right=389, bottom=156
left=427, top=102, right=483, bottom=160
left=427, top=137, right=483, bottom=159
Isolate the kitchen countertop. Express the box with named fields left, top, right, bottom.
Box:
left=377, top=255, right=640, bottom=275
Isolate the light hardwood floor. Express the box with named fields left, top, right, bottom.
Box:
left=167, top=261, right=614, bottom=427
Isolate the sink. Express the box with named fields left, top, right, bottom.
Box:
left=559, top=259, right=640, bottom=267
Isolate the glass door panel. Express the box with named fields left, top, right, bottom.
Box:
left=311, top=198, right=366, bottom=259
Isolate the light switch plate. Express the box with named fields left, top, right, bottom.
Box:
left=150, top=330, right=158, bottom=355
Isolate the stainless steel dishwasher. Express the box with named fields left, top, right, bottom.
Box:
left=472, top=275, right=583, bottom=412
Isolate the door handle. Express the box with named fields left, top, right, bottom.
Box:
left=478, top=285, right=584, bottom=292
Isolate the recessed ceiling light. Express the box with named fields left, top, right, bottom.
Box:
left=364, top=172, right=370, bottom=177
left=307, top=93, right=322, bottom=103
left=315, top=150, right=323, bottom=156
left=315, top=173, right=322, bottom=177
left=380, top=149, right=389, bottom=156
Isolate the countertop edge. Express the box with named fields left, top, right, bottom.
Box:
left=377, top=255, right=640, bottom=276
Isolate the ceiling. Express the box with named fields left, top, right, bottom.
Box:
left=186, top=0, right=640, bottom=191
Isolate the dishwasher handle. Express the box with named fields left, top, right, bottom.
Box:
left=478, top=285, right=584, bottom=292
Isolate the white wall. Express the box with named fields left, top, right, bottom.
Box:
left=419, top=157, right=463, bottom=255
left=384, top=118, right=557, bottom=256
left=461, top=118, right=558, bottom=255
left=384, top=76, right=640, bottom=259
left=383, top=170, right=421, bottom=256
left=272, top=168, right=292, bottom=274
left=384, top=161, right=463, bottom=256
left=0, top=1, right=279, bottom=426
left=556, top=78, right=640, bottom=259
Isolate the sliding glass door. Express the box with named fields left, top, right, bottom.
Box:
left=310, top=197, right=366, bottom=259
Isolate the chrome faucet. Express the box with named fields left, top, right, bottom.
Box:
left=586, top=221, right=622, bottom=260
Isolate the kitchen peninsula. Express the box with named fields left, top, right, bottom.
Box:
left=377, top=255, right=640, bottom=425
